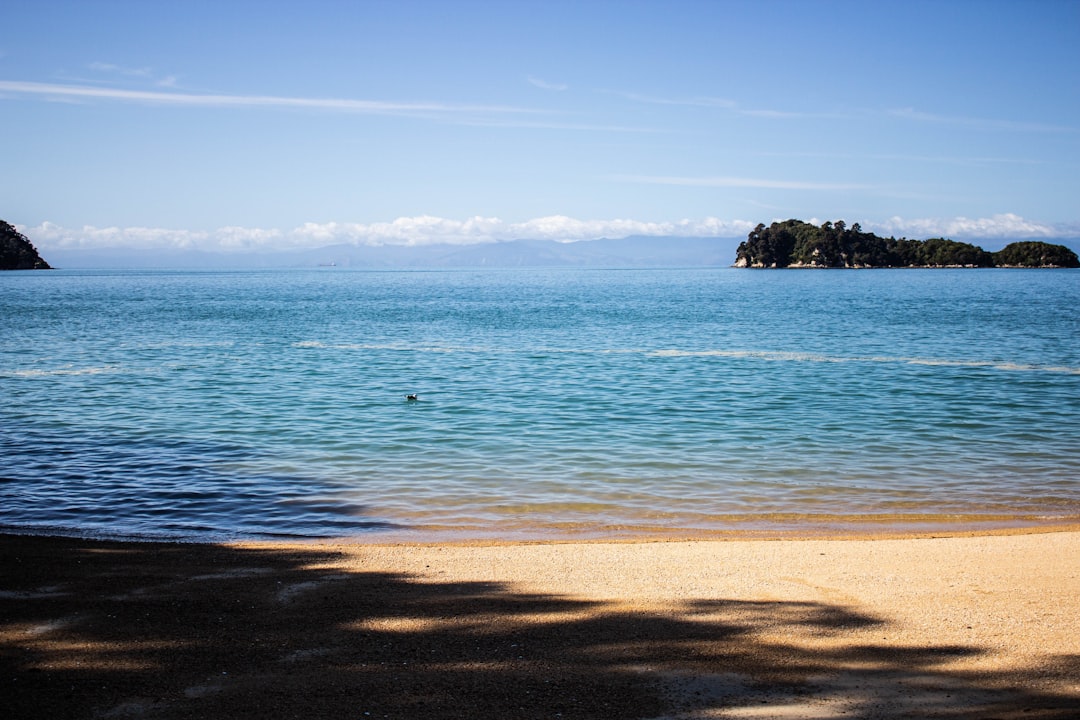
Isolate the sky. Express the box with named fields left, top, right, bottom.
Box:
left=2, top=0, right=1078, bottom=255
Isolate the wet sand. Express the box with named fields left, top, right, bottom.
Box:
left=3, top=530, right=1079, bottom=719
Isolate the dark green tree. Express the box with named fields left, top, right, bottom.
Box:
left=0, top=220, right=51, bottom=270
left=733, top=219, right=1011, bottom=268
left=993, top=241, right=1079, bottom=267
left=919, top=238, right=994, bottom=267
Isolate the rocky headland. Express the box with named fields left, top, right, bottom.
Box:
left=735, top=219, right=1080, bottom=269
left=0, top=220, right=51, bottom=270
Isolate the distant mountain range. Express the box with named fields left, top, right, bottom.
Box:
left=34, top=233, right=1080, bottom=270
left=42, top=236, right=746, bottom=269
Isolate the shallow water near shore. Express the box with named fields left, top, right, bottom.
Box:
left=2, top=266, right=1078, bottom=541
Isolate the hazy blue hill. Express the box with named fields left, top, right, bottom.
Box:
left=43, top=236, right=745, bottom=269
left=35, top=233, right=1080, bottom=270
left=427, top=236, right=740, bottom=267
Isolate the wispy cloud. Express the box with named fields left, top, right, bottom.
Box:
left=456, top=117, right=659, bottom=133
left=0, top=79, right=668, bottom=133
left=611, top=174, right=871, bottom=191
left=88, top=62, right=153, bottom=78
left=887, top=107, right=1078, bottom=134
left=0, top=80, right=540, bottom=118
left=608, top=90, right=738, bottom=109
left=86, top=62, right=179, bottom=88
left=755, top=149, right=1048, bottom=167
left=608, top=90, right=836, bottom=119
left=528, top=76, right=568, bottom=91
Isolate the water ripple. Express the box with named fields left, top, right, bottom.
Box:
left=2, top=267, right=1078, bottom=540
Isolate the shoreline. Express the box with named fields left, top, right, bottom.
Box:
left=347, top=517, right=1080, bottom=546
left=4, top=530, right=1079, bottom=718
left=5, top=515, right=1080, bottom=548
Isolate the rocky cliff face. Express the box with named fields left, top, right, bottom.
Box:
left=0, top=220, right=51, bottom=270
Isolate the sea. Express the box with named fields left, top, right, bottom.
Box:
left=2, top=267, right=1078, bottom=542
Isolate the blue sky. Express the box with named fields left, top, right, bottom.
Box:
left=2, top=0, right=1078, bottom=253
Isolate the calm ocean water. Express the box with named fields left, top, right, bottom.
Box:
left=2, top=267, right=1078, bottom=541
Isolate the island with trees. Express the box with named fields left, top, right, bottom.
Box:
left=734, top=219, right=1079, bottom=269
left=1, top=220, right=51, bottom=270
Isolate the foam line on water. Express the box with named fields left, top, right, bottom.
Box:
left=1, top=365, right=125, bottom=378
left=648, top=349, right=1080, bottom=375
left=290, top=341, right=1080, bottom=375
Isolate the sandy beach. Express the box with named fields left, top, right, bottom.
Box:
left=2, top=530, right=1079, bottom=719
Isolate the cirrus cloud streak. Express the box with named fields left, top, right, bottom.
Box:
left=0, top=80, right=539, bottom=117
left=611, top=174, right=871, bottom=191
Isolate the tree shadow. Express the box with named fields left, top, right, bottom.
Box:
left=0, top=430, right=403, bottom=539
left=2, top=535, right=1076, bottom=719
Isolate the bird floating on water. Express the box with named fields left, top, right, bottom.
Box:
left=405, top=394, right=418, bottom=401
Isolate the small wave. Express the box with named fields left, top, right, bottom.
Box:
left=142, top=340, right=235, bottom=350
left=889, top=357, right=1080, bottom=375
left=293, top=340, right=499, bottom=354
left=649, top=349, right=1080, bottom=375
left=651, top=349, right=838, bottom=363
left=1, top=365, right=124, bottom=378
left=289, top=341, right=1080, bottom=375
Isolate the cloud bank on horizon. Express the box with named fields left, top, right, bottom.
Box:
left=20, top=212, right=1072, bottom=254
left=2, top=1, right=1077, bottom=258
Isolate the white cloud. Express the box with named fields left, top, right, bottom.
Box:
left=292, top=216, right=757, bottom=246
left=507, top=216, right=754, bottom=241
left=28, top=221, right=209, bottom=249
left=24, top=216, right=756, bottom=252
left=293, top=216, right=505, bottom=246
left=872, top=213, right=1060, bottom=239
left=215, top=226, right=283, bottom=250
left=21, top=213, right=1070, bottom=254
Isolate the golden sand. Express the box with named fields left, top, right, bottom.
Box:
left=3, top=530, right=1078, bottom=718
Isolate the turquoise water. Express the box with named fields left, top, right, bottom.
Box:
left=2, top=267, right=1078, bottom=541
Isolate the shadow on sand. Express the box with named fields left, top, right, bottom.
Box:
left=1, top=535, right=1076, bottom=719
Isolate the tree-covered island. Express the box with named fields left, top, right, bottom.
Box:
left=0, top=220, right=51, bottom=270
left=735, top=219, right=1079, bottom=269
